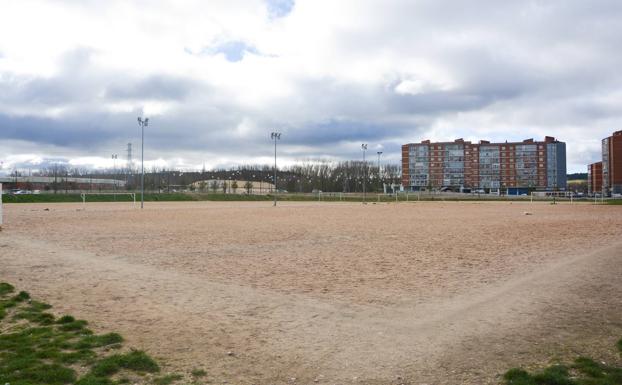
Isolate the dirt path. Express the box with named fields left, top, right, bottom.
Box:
left=1, top=202, right=621, bottom=384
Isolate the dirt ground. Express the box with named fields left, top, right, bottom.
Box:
left=1, top=201, right=621, bottom=385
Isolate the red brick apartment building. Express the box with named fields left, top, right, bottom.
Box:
left=602, top=130, right=622, bottom=195
left=402, top=136, right=567, bottom=193
left=588, top=162, right=603, bottom=195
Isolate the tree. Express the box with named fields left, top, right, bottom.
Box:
left=198, top=181, right=207, bottom=192
left=210, top=180, right=219, bottom=193
left=231, top=180, right=238, bottom=193
left=244, top=181, right=253, bottom=194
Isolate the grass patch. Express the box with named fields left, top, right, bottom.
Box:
left=58, top=319, right=90, bottom=332
left=14, top=310, right=56, bottom=325
left=89, top=350, right=159, bottom=377
left=191, top=368, right=207, bottom=377
left=56, top=314, right=76, bottom=323
left=504, top=338, right=622, bottom=385
left=152, top=373, right=183, bottom=385
left=74, top=333, right=123, bottom=349
left=13, top=290, right=31, bottom=301
left=1, top=192, right=267, bottom=203
left=0, top=281, right=182, bottom=385
left=0, top=282, right=15, bottom=296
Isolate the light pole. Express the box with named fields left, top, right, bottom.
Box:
left=377, top=151, right=383, bottom=193
left=362, top=144, right=368, bottom=203
left=137, top=117, right=149, bottom=209
left=271, top=132, right=281, bottom=206
left=112, top=154, right=118, bottom=191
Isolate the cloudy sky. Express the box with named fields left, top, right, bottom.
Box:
left=1, top=0, right=621, bottom=174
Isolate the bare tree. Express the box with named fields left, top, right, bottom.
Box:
left=210, top=180, right=219, bottom=193
left=244, top=181, right=253, bottom=194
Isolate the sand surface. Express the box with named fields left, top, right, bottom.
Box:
left=1, top=201, right=621, bottom=384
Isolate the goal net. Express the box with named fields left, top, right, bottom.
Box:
left=80, top=192, right=136, bottom=209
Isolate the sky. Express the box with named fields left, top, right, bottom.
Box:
left=1, top=0, right=621, bottom=175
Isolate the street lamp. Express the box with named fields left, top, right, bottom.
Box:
left=137, top=117, right=149, bottom=209
left=361, top=144, right=368, bottom=203
left=271, top=132, right=281, bottom=206
left=377, top=151, right=383, bottom=193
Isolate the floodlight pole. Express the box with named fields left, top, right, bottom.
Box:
left=138, top=117, right=149, bottom=209
left=362, top=144, right=368, bottom=203
left=377, top=151, right=383, bottom=193
left=112, top=154, right=118, bottom=191
left=271, top=132, right=281, bottom=206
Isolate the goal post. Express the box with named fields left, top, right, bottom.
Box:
left=80, top=192, right=136, bottom=209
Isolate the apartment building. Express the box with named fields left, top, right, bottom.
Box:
left=602, top=130, right=622, bottom=195
left=588, top=162, right=603, bottom=195
left=401, top=136, right=567, bottom=192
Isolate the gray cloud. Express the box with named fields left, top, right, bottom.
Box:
left=105, top=75, right=200, bottom=101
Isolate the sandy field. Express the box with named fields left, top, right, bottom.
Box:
left=1, top=201, right=622, bottom=384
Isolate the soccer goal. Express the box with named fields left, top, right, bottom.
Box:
left=80, top=192, right=136, bottom=210
left=530, top=191, right=573, bottom=203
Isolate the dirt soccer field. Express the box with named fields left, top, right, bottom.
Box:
left=1, top=201, right=621, bottom=384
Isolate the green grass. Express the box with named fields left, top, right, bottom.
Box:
left=7, top=191, right=615, bottom=204
left=88, top=350, right=159, bottom=377
left=0, top=281, right=171, bottom=385
left=504, top=338, right=622, bottom=385
left=191, top=368, right=207, bottom=377
left=2, top=192, right=272, bottom=203
left=0, top=282, right=15, bottom=296
left=152, top=373, right=183, bottom=385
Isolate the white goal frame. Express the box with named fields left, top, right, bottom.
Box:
left=530, top=191, right=573, bottom=203
left=80, top=192, right=136, bottom=209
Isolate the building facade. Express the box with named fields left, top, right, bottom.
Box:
left=602, top=130, right=622, bottom=195
left=0, top=176, right=125, bottom=192
left=587, top=162, right=603, bottom=195
left=401, top=137, right=567, bottom=192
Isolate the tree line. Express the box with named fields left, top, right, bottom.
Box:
left=23, top=160, right=402, bottom=193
